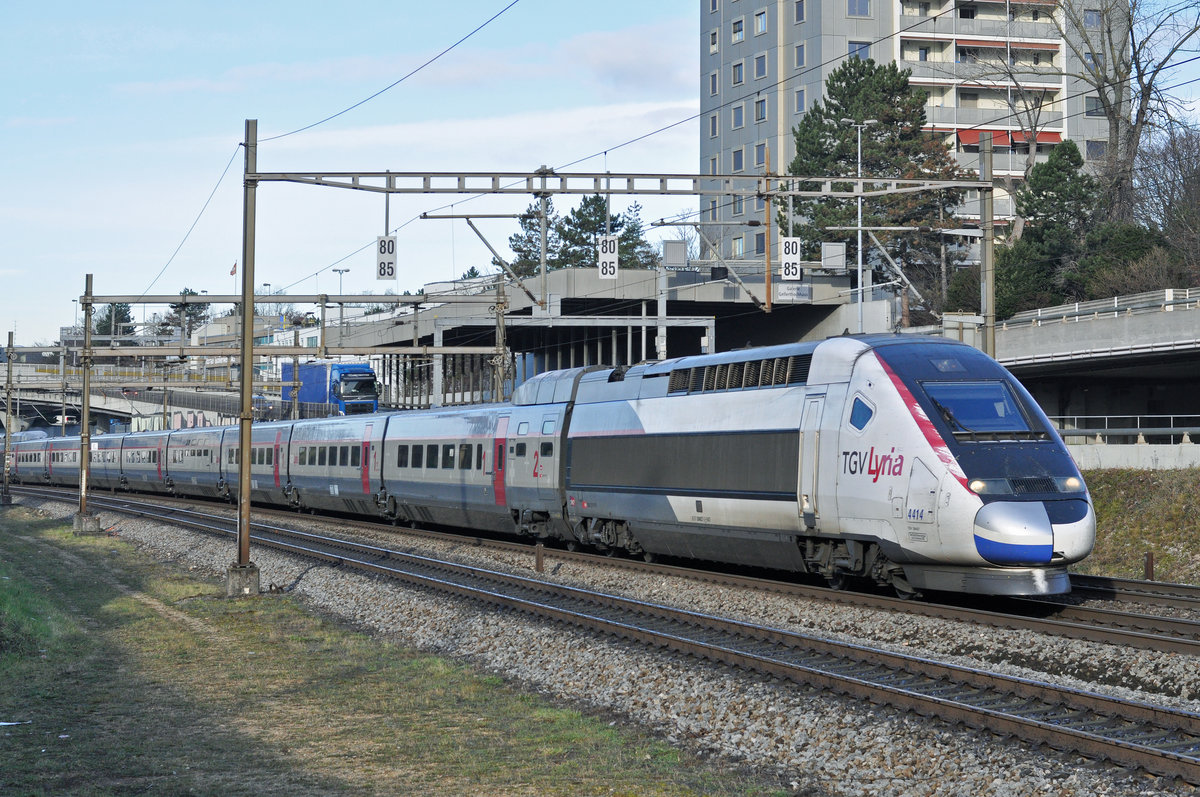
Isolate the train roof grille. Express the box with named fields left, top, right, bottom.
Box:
left=666, top=353, right=812, bottom=395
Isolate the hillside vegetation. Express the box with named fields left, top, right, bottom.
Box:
left=1078, top=468, right=1200, bottom=585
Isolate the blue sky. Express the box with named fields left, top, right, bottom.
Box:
left=1, top=1, right=698, bottom=343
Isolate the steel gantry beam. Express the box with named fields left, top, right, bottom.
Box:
left=248, top=170, right=985, bottom=200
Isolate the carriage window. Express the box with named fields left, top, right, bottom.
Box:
left=515, top=442, right=527, bottom=457
left=517, top=422, right=530, bottom=435
left=318, top=447, right=327, bottom=466
left=476, top=443, right=483, bottom=470
left=459, top=444, right=473, bottom=470
left=339, top=446, right=349, bottom=467
left=298, top=447, right=307, bottom=466
left=412, top=445, right=424, bottom=468
left=849, top=396, right=874, bottom=431
left=542, top=420, right=555, bottom=435
left=328, top=446, right=337, bottom=465
left=267, top=448, right=274, bottom=466
left=540, top=442, right=554, bottom=457
left=397, top=445, right=408, bottom=468
left=442, top=444, right=455, bottom=469
left=426, top=444, right=438, bottom=468
left=351, top=446, right=361, bottom=467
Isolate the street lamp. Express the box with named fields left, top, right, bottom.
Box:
left=839, top=117, right=878, bottom=333
left=332, top=268, right=350, bottom=337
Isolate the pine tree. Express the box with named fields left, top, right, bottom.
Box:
left=786, top=58, right=968, bottom=313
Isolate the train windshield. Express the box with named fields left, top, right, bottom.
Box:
left=922, top=381, right=1038, bottom=438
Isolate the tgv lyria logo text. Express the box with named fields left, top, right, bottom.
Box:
left=841, top=447, right=905, bottom=482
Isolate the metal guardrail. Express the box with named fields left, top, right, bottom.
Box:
left=1004, top=289, right=1200, bottom=330
left=1051, top=415, right=1200, bottom=445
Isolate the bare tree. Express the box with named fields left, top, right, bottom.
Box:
left=1055, top=0, right=1200, bottom=223
left=1136, top=124, right=1200, bottom=270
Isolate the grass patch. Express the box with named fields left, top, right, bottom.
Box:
left=1077, top=468, right=1200, bottom=585
left=0, top=506, right=790, bottom=796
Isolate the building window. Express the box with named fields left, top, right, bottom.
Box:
left=918, top=46, right=929, bottom=62
left=917, top=2, right=930, bottom=16
left=794, top=0, right=805, bottom=23
left=1086, top=140, right=1107, bottom=160
left=794, top=88, right=806, bottom=113
left=732, top=104, right=744, bottom=128
left=1084, top=9, right=1102, bottom=27
left=708, top=199, right=718, bottom=220
left=794, top=43, right=805, bottom=67
left=732, top=236, right=745, bottom=257
left=848, top=0, right=870, bottom=16
left=732, top=18, right=744, bottom=43
left=709, top=72, right=718, bottom=95
left=960, top=92, right=979, bottom=108
left=1085, top=52, right=1104, bottom=69
left=754, top=10, right=767, bottom=34
left=849, top=41, right=870, bottom=60
left=754, top=53, right=767, bottom=79
left=732, top=195, right=744, bottom=216
left=754, top=98, right=767, bottom=122
left=709, top=114, right=718, bottom=138
left=958, top=47, right=979, bottom=64
left=754, top=142, right=766, bottom=166
left=732, top=61, right=744, bottom=85
left=710, top=156, right=719, bottom=175
left=1032, top=52, right=1041, bottom=65
left=732, top=148, right=744, bottom=172
left=709, top=29, right=719, bottom=53
left=710, top=0, right=718, bottom=11
left=755, top=232, right=766, bottom=255
left=1085, top=96, right=1105, bottom=116
left=959, top=5, right=976, bottom=19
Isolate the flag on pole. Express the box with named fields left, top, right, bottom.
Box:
left=230, top=262, right=238, bottom=276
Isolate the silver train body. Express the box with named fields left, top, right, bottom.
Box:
left=6, top=336, right=1095, bottom=596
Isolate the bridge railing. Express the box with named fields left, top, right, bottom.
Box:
left=1003, top=288, right=1200, bottom=330
left=1050, top=414, right=1200, bottom=445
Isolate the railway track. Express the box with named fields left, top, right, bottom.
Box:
left=8, top=486, right=1200, bottom=784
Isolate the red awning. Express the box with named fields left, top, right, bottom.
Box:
left=1010, top=130, right=1062, bottom=144
left=957, top=130, right=1012, bottom=146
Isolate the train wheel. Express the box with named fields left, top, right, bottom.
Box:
left=642, top=551, right=657, bottom=564
left=825, top=572, right=849, bottom=591
left=566, top=541, right=579, bottom=552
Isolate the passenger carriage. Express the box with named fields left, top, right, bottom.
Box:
left=287, top=416, right=385, bottom=515
left=89, top=435, right=125, bottom=491
left=222, top=421, right=295, bottom=507
left=166, top=427, right=227, bottom=499
left=120, top=430, right=173, bottom=494
left=11, top=438, right=50, bottom=484
left=46, top=437, right=83, bottom=487
left=380, top=406, right=509, bottom=532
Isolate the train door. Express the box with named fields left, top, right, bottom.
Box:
left=798, top=394, right=824, bottom=529
left=490, top=416, right=509, bottom=507
left=535, top=413, right=559, bottom=503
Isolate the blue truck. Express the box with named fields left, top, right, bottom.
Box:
left=281, top=361, right=379, bottom=415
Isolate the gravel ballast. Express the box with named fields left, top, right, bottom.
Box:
left=18, top=497, right=1196, bottom=796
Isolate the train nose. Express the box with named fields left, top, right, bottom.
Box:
left=972, top=502, right=1054, bottom=566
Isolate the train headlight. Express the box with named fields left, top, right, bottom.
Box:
left=968, top=478, right=1008, bottom=495
left=1054, top=476, right=1084, bottom=492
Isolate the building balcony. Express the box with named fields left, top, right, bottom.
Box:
left=899, top=14, right=1059, bottom=41
left=903, top=59, right=1062, bottom=86
left=924, top=105, right=1062, bottom=130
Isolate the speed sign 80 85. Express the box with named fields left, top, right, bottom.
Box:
left=377, top=236, right=397, bottom=280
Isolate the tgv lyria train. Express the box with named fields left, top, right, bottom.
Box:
left=6, top=335, right=1095, bottom=597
